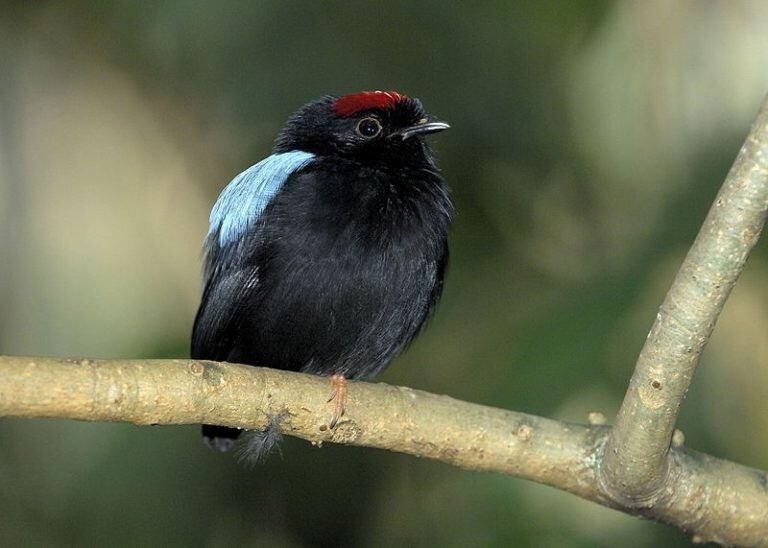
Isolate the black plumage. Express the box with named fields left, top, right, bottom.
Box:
left=191, top=92, right=452, bottom=458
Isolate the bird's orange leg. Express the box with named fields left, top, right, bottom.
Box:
left=326, top=373, right=347, bottom=429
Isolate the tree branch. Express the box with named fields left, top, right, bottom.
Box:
left=601, top=94, right=768, bottom=508
left=3, top=97, right=768, bottom=546
left=0, top=355, right=766, bottom=545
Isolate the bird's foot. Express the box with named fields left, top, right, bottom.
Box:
left=326, top=373, right=347, bottom=429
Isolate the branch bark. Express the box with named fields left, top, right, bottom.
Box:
left=0, top=355, right=766, bottom=545
left=2, top=98, right=768, bottom=546
left=602, top=95, right=768, bottom=508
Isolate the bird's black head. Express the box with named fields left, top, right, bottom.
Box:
left=273, top=91, right=449, bottom=167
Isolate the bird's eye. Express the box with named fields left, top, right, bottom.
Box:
left=356, top=117, right=382, bottom=138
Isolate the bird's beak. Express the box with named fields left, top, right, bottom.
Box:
left=398, top=119, right=451, bottom=140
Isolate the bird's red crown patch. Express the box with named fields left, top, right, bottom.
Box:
left=332, top=91, right=407, bottom=117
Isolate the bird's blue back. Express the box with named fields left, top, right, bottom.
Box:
left=192, top=92, right=451, bottom=459
left=208, top=151, right=315, bottom=247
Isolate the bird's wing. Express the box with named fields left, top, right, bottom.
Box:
left=190, top=251, right=259, bottom=361
left=191, top=151, right=315, bottom=360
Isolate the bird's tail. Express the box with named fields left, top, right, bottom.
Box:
left=236, top=415, right=286, bottom=466
left=202, top=415, right=286, bottom=464
left=202, top=424, right=241, bottom=452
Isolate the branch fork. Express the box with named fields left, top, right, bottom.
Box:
left=3, top=94, right=768, bottom=545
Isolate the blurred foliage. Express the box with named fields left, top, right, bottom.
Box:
left=1, top=1, right=767, bottom=546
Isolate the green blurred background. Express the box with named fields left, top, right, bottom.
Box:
left=1, top=1, right=767, bottom=546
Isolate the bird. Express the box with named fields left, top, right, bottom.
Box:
left=191, top=91, right=452, bottom=461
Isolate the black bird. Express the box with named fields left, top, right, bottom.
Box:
left=191, top=91, right=452, bottom=460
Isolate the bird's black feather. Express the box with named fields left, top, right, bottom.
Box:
left=191, top=92, right=452, bottom=457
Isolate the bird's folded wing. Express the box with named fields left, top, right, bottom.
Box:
left=191, top=257, right=260, bottom=361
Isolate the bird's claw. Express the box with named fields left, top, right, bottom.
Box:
left=327, top=373, right=347, bottom=429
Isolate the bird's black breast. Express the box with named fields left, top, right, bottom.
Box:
left=199, top=157, right=451, bottom=380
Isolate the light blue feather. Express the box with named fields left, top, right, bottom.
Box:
left=209, top=151, right=315, bottom=246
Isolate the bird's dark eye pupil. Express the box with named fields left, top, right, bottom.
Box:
left=357, top=118, right=381, bottom=138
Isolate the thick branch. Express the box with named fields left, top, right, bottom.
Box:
left=602, top=95, right=768, bottom=505
left=3, top=94, right=768, bottom=547
left=0, top=356, right=766, bottom=545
